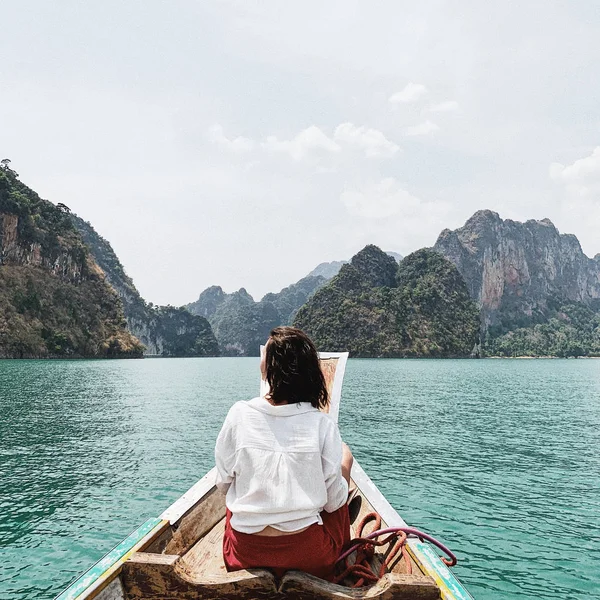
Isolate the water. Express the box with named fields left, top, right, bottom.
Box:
left=1, top=358, right=599, bottom=600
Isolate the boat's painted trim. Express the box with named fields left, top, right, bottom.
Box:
left=407, top=541, right=474, bottom=600
left=350, top=461, right=474, bottom=600
left=159, top=466, right=217, bottom=524
left=54, top=517, right=167, bottom=600
left=319, top=351, right=348, bottom=424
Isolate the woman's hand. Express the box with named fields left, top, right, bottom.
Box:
left=341, top=443, right=354, bottom=485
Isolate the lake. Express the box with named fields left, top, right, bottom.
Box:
left=1, top=358, right=599, bottom=599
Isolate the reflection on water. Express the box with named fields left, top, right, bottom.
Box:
left=1, top=358, right=599, bottom=599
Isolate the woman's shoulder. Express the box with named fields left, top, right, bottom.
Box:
left=225, top=398, right=260, bottom=419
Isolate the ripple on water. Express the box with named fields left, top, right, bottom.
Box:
left=1, top=357, right=600, bottom=600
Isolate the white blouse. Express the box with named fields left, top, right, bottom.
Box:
left=214, top=396, right=348, bottom=534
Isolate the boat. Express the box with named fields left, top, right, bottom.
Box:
left=56, top=352, right=474, bottom=600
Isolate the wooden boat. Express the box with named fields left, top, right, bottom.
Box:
left=56, top=353, right=474, bottom=600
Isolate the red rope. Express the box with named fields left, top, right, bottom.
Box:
left=333, top=512, right=413, bottom=588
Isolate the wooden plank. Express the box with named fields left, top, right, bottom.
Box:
left=122, top=552, right=277, bottom=600
left=351, top=461, right=473, bottom=600
left=176, top=516, right=227, bottom=578
left=280, top=571, right=440, bottom=599
left=122, top=553, right=186, bottom=599
left=160, top=467, right=217, bottom=524
left=144, top=523, right=173, bottom=554
left=55, top=518, right=168, bottom=600
left=128, top=552, right=180, bottom=565
left=94, top=578, right=125, bottom=600
left=163, top=487, right=225, bottom=555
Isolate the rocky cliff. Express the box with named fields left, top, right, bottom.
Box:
left=433, top=210, right=600, bottom=356
left=261, top=275, right=327, bottom=324
left=0, top=165, right=143, bottom=358
left=72, top=216, right=218, bottom=357
left=186, top=276, right=327, bottom=356
left=294, top=245, right=480, bottom=357
left=434, top=211, right=600, bottom=331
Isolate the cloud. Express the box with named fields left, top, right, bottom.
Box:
left=550, top=147, right=600, bottom=206
left=389, top=82, right=428, bottom=104
left=405, top=120, right=439, bottom=136
left=550, top=147, right=600, bottom=186
left=426, top=100, right=459, bottom=113
left=262, top=125, right=341, bottom=161
left=207, top=123, right=255, bottom=152
left=333, top=122, right=399, bottom=158
left=338, top=178, right=455, bottom=254
left=209, top=122, right=400, bottom=161
left=340, top=178, right=422, bottom=219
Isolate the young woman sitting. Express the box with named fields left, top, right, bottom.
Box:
left=214, top=326, right=354, bottom=580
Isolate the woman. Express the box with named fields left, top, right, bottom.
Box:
left=215, top=326, right=354, bottom=580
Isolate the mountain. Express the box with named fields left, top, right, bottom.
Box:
left=0, top=164, right=143, bottom=358
left=187, top=287, right=278, bottom=356
left=307, top=252, right=403, bottom=280
left=72, top=216, right=218, bottom=357
left=186, top=276, right=326, bottom=356
left=434, top=210, right=600, bottom=356
left=294, top=245, right=479, bottom=357
left=210, top=289, right=280, bottom=356
left=261, top=275, right=327, bottom=324
left=307, top=260, right=349, bottom=280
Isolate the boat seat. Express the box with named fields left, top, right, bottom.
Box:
left=121, top=515, right=440, bottom=599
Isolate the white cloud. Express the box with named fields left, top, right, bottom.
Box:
left=427, top=100, right=459, bottom=113
left=340, top=178, right=422, bottom=219
left=550, top=147, right=600, bottom=186
left=405, top=120, right=439, bottom=136
left=333, top=122, right=399, bottom=158
left=262, top=125, right=341, bottom=161
left=550, top=147, right=600, bottom=258
left=209, top=122, right=400, bottom=161
left=389, top=82, right=428, bottom=104
left=207, top=123, right=255, bottom=152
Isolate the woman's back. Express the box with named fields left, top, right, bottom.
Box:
left=215, top=396, right=348, bottom=534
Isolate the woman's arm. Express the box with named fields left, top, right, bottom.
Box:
left=214, top=409, right=236, bottom=493
left=341, top=442, right=354, bottom=486
left=321, top=424, right=351, bottom=512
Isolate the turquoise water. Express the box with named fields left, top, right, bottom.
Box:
left=1, top=358, right=599, bottom=599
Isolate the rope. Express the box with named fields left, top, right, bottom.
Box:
left=334, top=511, right=457, bottom=588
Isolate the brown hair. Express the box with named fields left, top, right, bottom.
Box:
left=264, top=327, right=328, bottom=409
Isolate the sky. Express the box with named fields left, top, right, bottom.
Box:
left=1, top=1, right=600, bottom=306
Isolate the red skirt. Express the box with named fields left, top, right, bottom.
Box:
left=223, top=506, right=351, bottom=581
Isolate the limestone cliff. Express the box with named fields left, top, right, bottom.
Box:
left=0, top=166, right=143, bottom=358
left=72, top=216, right=218, bottom=357
left=186, top=287, right=278, bottom=356
left=434, top=211, right=600, bottom=330
left=186, top=276, right=327, bottom=356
